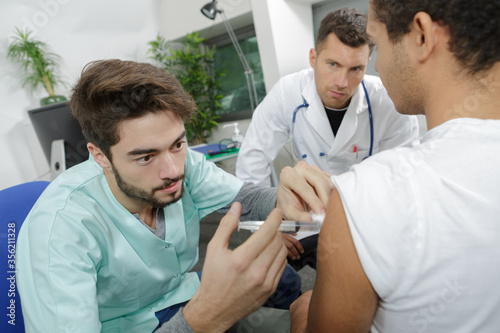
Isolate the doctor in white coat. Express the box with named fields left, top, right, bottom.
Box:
left=236, top=8, right=419, bottom=270
left=236, top=8, right=419, bottom=188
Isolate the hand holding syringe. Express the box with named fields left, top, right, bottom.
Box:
left=238, top=212, right=326, bottom=234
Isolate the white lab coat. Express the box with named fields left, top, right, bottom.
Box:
left=236, top=68, right=420, bottom=186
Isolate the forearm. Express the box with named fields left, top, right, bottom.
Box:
left=217, top=182, right=277, bottom=221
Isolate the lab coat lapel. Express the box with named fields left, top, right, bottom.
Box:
left=329, top=84, right=366, bottom=156
left=302, top=79, right=334, bottom=146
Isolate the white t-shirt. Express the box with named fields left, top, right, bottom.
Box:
left=332, top=118, right=500, bottom=333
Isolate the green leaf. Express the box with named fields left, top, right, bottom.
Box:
left=147, top=31, right=223, bottom=144
left=6, top=27, right=63, bottom=96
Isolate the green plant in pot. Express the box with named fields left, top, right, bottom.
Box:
left=7, top=28, right=66, bottom=106
left=149, top=32, right=223, bottom=145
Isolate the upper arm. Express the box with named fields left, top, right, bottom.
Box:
left=18, top=213, right=102, bottom=332
left=307, top=188, right=378, bottom=333
left=236, top=83, right=291, bottom=182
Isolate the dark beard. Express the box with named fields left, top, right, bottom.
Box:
left=113, top=167, right=184, bottom=209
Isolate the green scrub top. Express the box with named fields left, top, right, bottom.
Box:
left=16, top=149, right=244, bottom=332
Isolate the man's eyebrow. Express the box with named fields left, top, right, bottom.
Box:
left=175, top=130, right=187, bottom=143
left=352, top=64, right=366, bottom=70
left=126, top=130, right=187, bottom=156
left=326, top=58, right=366, bottom=70
left=127, top=148, right=158, bottom=156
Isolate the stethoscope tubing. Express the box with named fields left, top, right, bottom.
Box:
left=291, top=97, right=309, bottom=160
left=291, top=79, right=374, bottom=160
left=361, top=80, right=374, bottom=157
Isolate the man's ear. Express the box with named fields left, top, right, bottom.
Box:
left=410, top=11, right=439, bottom=63
left=309, top=48, right=317, bottom=67
left=87, top=143, right=112, bottom=170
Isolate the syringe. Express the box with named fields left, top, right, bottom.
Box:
left=238, top=220, right=322, bottom=233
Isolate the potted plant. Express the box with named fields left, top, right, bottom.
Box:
left=149, top=32, right=223, bottom=145
left=7, top=28, right=66, bottom=106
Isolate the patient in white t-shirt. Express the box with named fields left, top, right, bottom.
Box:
left=289, top=0, right=500, bottom=332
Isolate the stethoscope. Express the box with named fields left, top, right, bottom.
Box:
left=291, top=80, right=374, bottom=161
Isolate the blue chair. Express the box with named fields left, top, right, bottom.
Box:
left=0, top=181, right=50, bottom=332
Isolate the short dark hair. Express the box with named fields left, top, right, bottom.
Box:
left=70, top=59, right=197, bottom=158
left=316, top=8, right=375, bottom=55
left=370, top=0, right=500, bottom=75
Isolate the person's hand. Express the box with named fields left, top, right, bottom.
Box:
left=182, top=202, right=288, bottom=333
left=276, top=161, right=334, bottom=221
left=290, top=290, right=313, bottom=333
left=282, top=233, right=304, bottom=260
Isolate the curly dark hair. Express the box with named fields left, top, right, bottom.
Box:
left=370, top=0, right=500, bottom=75
left=316, top=8, right=375, bottom=55
left=70, top=59, right=197, bottom=159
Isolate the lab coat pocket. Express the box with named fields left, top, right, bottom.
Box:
left=341, top=144, right=380, bottom=164
left=340, top=150, right=370, bottom=164
left=328, top=151, right=367, bottom=174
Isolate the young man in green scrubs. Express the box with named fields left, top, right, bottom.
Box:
left=17, top=59, right=333, bottom=332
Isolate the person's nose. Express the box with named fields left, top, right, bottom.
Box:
left=158, top=153, right=181, bottom=180
left=334, top=70, right=349, bottom=89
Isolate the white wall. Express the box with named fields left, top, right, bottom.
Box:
left=0, top=0, right=166, bottom=190
left=160, top=0, right=253, bottom=41
left=251, top=0, right=315, bottom=91
left=0, top=0, right=325, bottom=190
